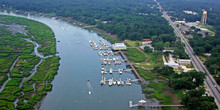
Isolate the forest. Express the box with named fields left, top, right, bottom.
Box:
left=0, top=0, right=173, bottom=40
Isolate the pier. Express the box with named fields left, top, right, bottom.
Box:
left=119, top=50, right=142, bottom=82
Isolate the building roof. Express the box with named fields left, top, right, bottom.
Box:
left=179, top=59, right=191, bottom=62
left=164, top=63, right=179, bottom=66
left=142, top=39, right=152, bottom=42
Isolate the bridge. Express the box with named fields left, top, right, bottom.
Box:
left=118, top=50, right=142, bottom=82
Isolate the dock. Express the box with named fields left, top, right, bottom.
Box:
left=119, top=50, right=142, bottom=82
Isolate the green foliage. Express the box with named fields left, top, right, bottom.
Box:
left=6, top=78, right=22, bottom=86
left=154, top=66, right=175, bottom=76
left=169, top=71, right=206, bottom=90
left=16, top=99, right=33, bottom=110
left=31, top=56, right=60, bottom=82
left=0, top=100, right=14, bottom=110
left=144, top=46, right=152, bottom=53
left=181, top=87, right=217, bottom=110
left=0, top=86, right=21, bottom=102
left=0, top=74, right=8, bottom=85
left=137, top=68, right=157, bottom=80
left=45, top=83, right=53, bottom=91
left=173, top=41, right=190, bottom=59
left=147, top=81, right=172, bottom=105
left=125, top=48, right=146, bottom=63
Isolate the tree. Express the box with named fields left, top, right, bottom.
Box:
left=194, top=46, right=205, bottom=55
left=164, top=41, right=170, bottom=47
left=153, top=41, right=164, bottom=51
left=154, top=66, right=175, bottom=76
left=169, top=71, right=206, bottom=90
left=191, top=26, right=196, bottom=29
left=181, top=87, right=217, bottom=110
left=144, top=46, right=152, bottom=53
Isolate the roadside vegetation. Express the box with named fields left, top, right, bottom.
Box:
left=0, top=15, right=59, bottom=110
left=157, top=0, right=220, bottom=85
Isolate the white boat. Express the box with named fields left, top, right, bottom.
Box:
left=101, top=67, right=104, bottom=71
left=113, top=81, right=116, bottom=85
left=113, top=58, right=115, bottom=61
left=108, top=61, right=111, bottom=65
left=109, top=68, right=113, bottom=74
left=118, top=69, right=123, bottom=74
left=117, top=80, right=121, bottom=85
left=98, top=51, right=102, bottom=56
left=89, top=91, right=92, bottom=95
left=109, top=79, right=113, bottom=86
left=100, top=80, right=104, bottom=85
left=138, top=100, right=146, bottom=104
left=121, top=81, right=124, bottom=86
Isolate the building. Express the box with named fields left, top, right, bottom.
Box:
left=201, top=10, right=207, bottom=24
left=112, top=43, right=127, bottom=51
left=142, top=39, right=152, bottom=45
left=174, top=21, right=186, bottom=24
left=164, top=63, right=179, bottom=68
left=178, top=59, right=191, bottom=65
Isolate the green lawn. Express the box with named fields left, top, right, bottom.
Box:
left=125, top=48, right=146, bottom=63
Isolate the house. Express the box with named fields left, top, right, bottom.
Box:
left=142, top=39, right=152, bottom=45
left=112, top=43, right=127, bottom=51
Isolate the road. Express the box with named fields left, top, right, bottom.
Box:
left=154, top=0, right=220, bottom=108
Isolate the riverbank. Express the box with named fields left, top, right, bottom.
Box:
left=0, top=14, right=60, bottom=109
left=124, top=41, right=182, bottom=109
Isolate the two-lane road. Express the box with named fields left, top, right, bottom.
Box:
left=155, top=0, right=220, bottom=108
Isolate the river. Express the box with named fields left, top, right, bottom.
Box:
left=0, top=11, right=146, bottom=110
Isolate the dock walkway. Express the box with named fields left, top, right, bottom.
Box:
left=119, top=50, right=142, bottom=82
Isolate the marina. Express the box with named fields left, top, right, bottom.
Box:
left=89, top=40, right=141, bottom=86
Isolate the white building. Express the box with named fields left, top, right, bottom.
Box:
left=178, top=59, right=191, bottom=65
left=112, top=43, right=127, bottom=51
left=164, top=63, right=179, bottom=68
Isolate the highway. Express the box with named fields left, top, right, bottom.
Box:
left=154, top=0, right=220, bottom=108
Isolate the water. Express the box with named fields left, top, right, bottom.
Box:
left=0, top=11, right=146, bottom=110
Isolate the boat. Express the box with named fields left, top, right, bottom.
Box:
left=100, top=80, right=104, bottom=85
left=117, top=80, right=121, bottom=85
left=89, top=91, right=92, bottom=95
left=126, top=78, right=131, bottom=86
left=98, top=51, right=102, bottom=56
left=109, top=79, right=113, bottom=86
left=108, top=61, right=111, bottom=65
left=101, top=66, right=104, bottom=71
left=113, top=81, right=116, bottom=85
left=138, top=100, right=146, bottom=104
left=118, top=69, right=123, bottom=74
left=109, top=68, right=113, bottom=74
left=121, top=81, right=124, bottom=86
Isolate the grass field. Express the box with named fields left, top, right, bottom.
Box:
left=125, top=48, right=146, bottom=63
